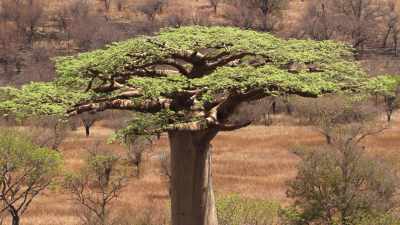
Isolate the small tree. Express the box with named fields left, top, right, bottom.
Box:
left=80, top=112, right=103, bottom=137
left=249, top=0, right=288, bottom=31
left=159, top=151, right=172, bottom=195
left=137, top=0, right=168, bottom=22
left=301, top=0, right=385, bottom=49
left=27, top=116, right=70, bottom=150
left=286, top=143, right=398, bottom=225
left=225, top=0, right=288, bottom=31
left=125, top=135, right=154, bottom=177
left=0, top=129, right=62, bottom=225
left=382, top=0, right=400, bottom=53
left=208, top=0, right=220, bottom=14
left=100, top=0, right=112, bottom=11
left=65, top=148, right=128, bottom=225
left=0, top=0, right=44, bottom=45
left=293, top=95, right=385, bottom=145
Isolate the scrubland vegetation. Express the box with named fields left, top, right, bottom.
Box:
left=1, top=0, right=400, bottom=225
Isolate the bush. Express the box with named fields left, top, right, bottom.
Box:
left=357, top=213, right=400, bottom=225
left=285, top=145, right=398, bottom=225
left=65, top=147, right=129, bottom=225
left=216, top=194, right=280, bottom=225
left=0, top=129, right=62, bottom=225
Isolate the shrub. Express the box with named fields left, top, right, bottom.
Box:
left=0, top=129, right=62, bottom=225
left=65, top=147, right=129, bottom=225
left=216, top=194, right=280, bottom=225
left=285, top=145, right=398, bottom=225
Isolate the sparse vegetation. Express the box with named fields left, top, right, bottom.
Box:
left=64, top=146, right=128, bottom=225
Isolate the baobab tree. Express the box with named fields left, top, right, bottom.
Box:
left=0, top=26, right=396, bottom=225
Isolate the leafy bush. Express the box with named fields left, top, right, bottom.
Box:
left=0, top=129, right=62, bottom=225
left=216, top=194, right=280, bottom=225
left=285, top=145, right=398, bottom=225
left=357, top=213, right=400, bottom=225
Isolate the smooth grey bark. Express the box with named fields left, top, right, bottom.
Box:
left=168, top=129, right=219, bottom=225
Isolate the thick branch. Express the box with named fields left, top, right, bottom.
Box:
left=206, top=52, right=257, bottom=69
left=68, top=98, right=172, bottom=116
left=218, top=121, right=252, bottom=131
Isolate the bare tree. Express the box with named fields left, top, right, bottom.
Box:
left=137, top=0, right=168, bottom=22
left=383, top=87, right=400, bottom=122
left=300, top=0, right=335, bottom=40
left=28, top=116, right=70, bottom=150
left=0, top=22, right=22, bottom=84
left=208, top=0, right=220, bottom=14
left=191, top=9, right=212, bottom=26
left=293, top=95, right=386, bottom=145
left=301, top=0, right=385, bottom=49
left=0, top=0, right=44, bottom=45
left=79, top=112, right=103, bottom=137
left=225, top=0, right=288, bottom=31
left=124, top=135, right=155, bottom=177
left=223, top=3, right=257, bottom=29
left=100, top=0, right=112, bottom=11
left=159, top=151, right=172, bottom=195
left=116, top=0, right=125, bottom=11
left=65, top=146, right=128, bottom=225
left=249, top=0, right=288, bottom=31
left=165, top=7, right=191, bottom=27
left=382, top=0, right=400, bottom=55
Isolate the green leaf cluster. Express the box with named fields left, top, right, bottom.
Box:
left=0, top=82, right=90, bottom=118
left=0, top=129, right=63, bottom=186
left=216, top=194, right=280, bottom=225
left=0, top=26, right=398, bottom=135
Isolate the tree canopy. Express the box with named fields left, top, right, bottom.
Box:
left=0, top=26, right=397, bottom=137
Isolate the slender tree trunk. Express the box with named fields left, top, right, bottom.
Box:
left=382, top=26, right=392, bottom=48
left=325, top=134, right=332, bottom=145
left=387, top=111, right=392, bottom=122
left=12, top=216, right=19, bottom=225
left=85, top=125, right=90, bottom=137
left=168, top=129, right=219, bottom=225
left=10, top=210, right=19, bottom=225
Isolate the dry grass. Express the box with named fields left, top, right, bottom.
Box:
left=6, top=112, right=397, bottom=225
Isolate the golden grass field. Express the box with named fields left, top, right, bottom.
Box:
left=2, top=112, right=396, bottom=225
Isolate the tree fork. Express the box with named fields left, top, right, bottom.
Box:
left=168, top=128, right=219, bottom=225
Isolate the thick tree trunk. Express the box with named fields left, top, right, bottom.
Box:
left=168, top=129, right=219, bottom=225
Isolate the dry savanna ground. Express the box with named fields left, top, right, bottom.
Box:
left=1, top=112, right=397, bottom=225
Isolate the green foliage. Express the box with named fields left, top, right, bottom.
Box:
left=55, top=26, right=355, bottom=84
left=0, top=26, right=398, bottom=136
left=286, top=145, right=398, bottom=225
left=357, top=213, right=400, bottom=225
left=366, top=74, right=400, bottom=96
left=109, top=110, right=178, bottom=143
left=65, top=150, right=127, bottom=189
left=216, top=194, right=280, bottom=225
left=0, top=129, right=62, bottom=221
left=0, top=82, right=90, bottom=118
left=0, top=129, right=62, bottom=183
